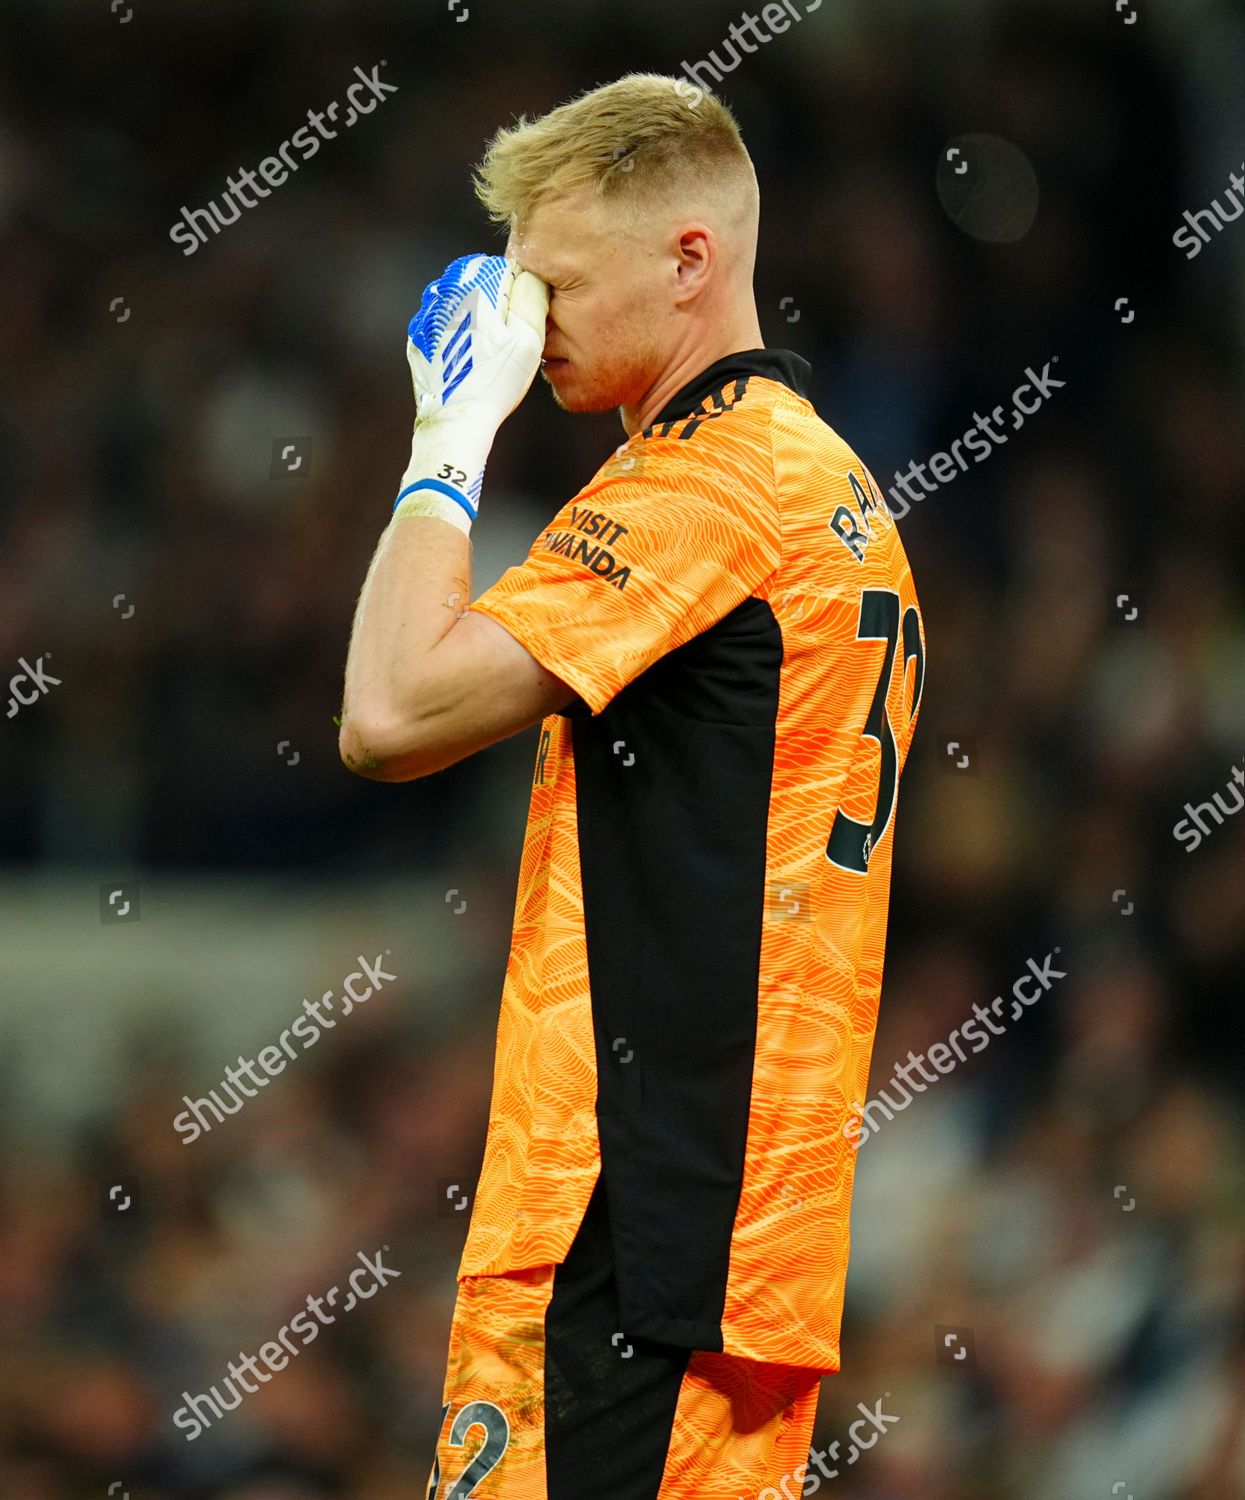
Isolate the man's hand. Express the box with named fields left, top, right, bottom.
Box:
left=394, top=253, right=549, bottom=534
left=339, top=251, right=569, bottom=782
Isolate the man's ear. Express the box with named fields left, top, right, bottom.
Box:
left=674, top=225, right=713, bottom=300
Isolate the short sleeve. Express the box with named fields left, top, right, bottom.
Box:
left=467, top=437, right=781, bottom=715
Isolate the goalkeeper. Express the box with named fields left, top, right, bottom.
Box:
left=340, top=70, right=923, bottom=1500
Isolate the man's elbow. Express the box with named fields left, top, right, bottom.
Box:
left=338, top=710, right=432, bottom=783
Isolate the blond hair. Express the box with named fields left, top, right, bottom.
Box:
left=471, top=72, right=756, bottom=231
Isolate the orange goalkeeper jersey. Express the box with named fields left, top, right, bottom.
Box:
left=462, top=347, right=925, bottom=1371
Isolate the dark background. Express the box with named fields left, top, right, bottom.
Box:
left=1, top=1, right=1244, bottom=1496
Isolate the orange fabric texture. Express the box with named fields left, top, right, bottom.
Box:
left=430, top=1267, right=822, bottom=1500
left=463, top=367, right=924, bottom=1371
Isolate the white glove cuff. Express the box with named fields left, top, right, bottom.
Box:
left=391, top=417, right=495, bottom=534
left=391, top=487, right=474, bottom=535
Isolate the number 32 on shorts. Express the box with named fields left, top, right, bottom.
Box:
left=426, top=1400, right=511, bottom=1499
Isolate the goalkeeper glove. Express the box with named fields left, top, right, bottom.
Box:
left=392, top=253, right=549, bottom=534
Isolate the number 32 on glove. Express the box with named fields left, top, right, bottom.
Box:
left=393, top=254, right=549, bottom=535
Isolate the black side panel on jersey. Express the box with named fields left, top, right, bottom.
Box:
left=568, top=594, right=782, bottom=1350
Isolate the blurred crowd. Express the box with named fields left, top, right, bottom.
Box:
left=1, top=0, right=1244, bottom=1495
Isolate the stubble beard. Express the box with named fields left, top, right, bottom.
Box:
left=541, top=329, right=662, bottom=418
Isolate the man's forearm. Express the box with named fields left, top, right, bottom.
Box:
left=338, top=253, right=548, bottom=776
left=339, top=513, right=470, bottom=770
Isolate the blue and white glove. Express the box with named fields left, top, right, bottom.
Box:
left=392, top=253, right=549, bottom=535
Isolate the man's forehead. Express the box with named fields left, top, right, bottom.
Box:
left=506, top=191, right=601, bottom=271
left=505, top=225, right=570, bottom=277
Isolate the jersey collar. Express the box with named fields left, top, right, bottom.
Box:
left=648, top=347, right=812, bottom=428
